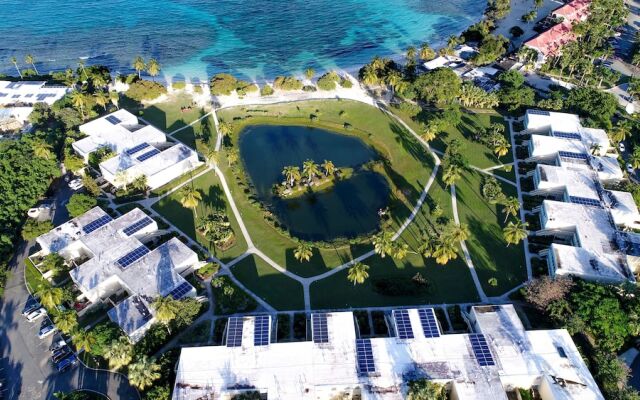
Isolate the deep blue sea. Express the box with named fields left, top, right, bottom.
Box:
left=0, top=0, right=484, bottom=82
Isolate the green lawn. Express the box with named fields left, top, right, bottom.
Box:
left=455, top=170, right=527, bottom=296
left=25, top=258, right=47, bottom=293
left=231, top=255, right=305, bottom=311
left=152, top=171, right=248, bottom=262
left=216, top=99, right=436, bottom=277
left=124, top=93, right=206, bottom=133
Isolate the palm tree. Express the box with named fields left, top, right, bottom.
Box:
left=302, top=160, right=320, bottom=184
left=494, top=141, right=510, bottom=159
left=25, top=54, right=38, bottom=75
left=442, top=165, right=461, bottom=187
left=227, top=149, right=239, bottom=166
left=72, top=329, right=97, bottom=353
left=151, top=296, right=178, bottom=332
left=294, top=243, right=313, bottom=262
left=133, top=56, right=146, bottom=79
left=282, top=166, right=301, bottom=187
left=321, top=160, right=336, bottom=176
left=104, top=336, right=133, bottom=370
left=146, top=58, right=161, bottom=81
left=77, top=59, right=89, bottom=81
left=54, top=311, right=78, bottom=334
left=419, top=43, right=436, bottom=61
left=362, top=65, right=378, bottom=86
left=609, top=123, right=629, bottom=144
left=501, top=196, right=520, bottom=223
left=128, top=356, right=161, bottom=390
left=631, top=149, right=640, bottom=170
left=114, top=169, right=131, bottom=191
left=420, top=235, right=437, bottom=258
left=432, top=239, right=458, bottom=265
left=218, top=121, right=232, bottom=137
left=372, top=230, right=394, bottom=258
left=305, top=68, right=315, bottom=80
left=9, top=56, right=22, bottom=78
left=391, top=241, right=410, bottom=260
left=94, top=91, right=108, bottom=111
left=406, top=46, right=417, bottom=62
left=421, top=124, right=438, bottom=142
left=503, top=220, right=528, bottom=246
left=347, top=262, right=370, bottom=285
left=109, top=91, right=120, bottom=109
left=36, top=285, right=63, bottom=309
left=446, top=223, right=470, bottom=242
left=69, top=90, right=86, bottom=119
left=92, top=74, right=107, bottom=89
left=590, top=143, right=602, bottom=156
left=32, top=140, right=54, bottom=160
left=206, top=148, right=218, bottom=166
left=180, top=186, right=202, bottom=218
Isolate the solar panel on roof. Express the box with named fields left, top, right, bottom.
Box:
left=558, top=151, right=588, bottom=160
left=82, top=215, right=113, bottom=234
left=226, top=317, right=244, bottom=347
left=105, top=115, right=122, bottom=125
left=123, top=216, right=154, bottom=236
left=312, top=313, right=329, bottom=343
left=528, top=109, right=550, bottom=116
left=469, top=333, right=495, bottom=367
left=569, top=196, right=602, bottom=208
left=393, top=310, right=414, bottom=339
left=116, top=246, right=149, bottom=268
left=356, top=339, right=376, bottom=375
left=418, top=308, right=440, bottom=338
left=167, top=281, right=193, bottom=300
left=254, top=315, right=270, bottom=346
left=136, top=148, right=161, bottom=162
left=553, top=131, right=581, bottom=140
left=125, top=143, right=150, bottom=156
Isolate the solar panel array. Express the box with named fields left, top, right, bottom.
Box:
left=312, top=313, right=329, bottom=343
left=558, top=151, right=588, bottom=160
left=356, top=339, right=376, bottom=374
left=136, top=148, right=161, bottom=162
left=226, top=317, right=244, bottom=347
left=105, top=115, right=122, bottom=125
left=125, top=143, right=150, bottom=155
left=418, top=308, right=440, bottom=338
left=529, top=109, right=550, bottom=116
left=116, top=246, right=150, bottom=268
left=167, top=281, right=193, bottom=300
left=469, top=333, right=495, bottom=367
left=82, top=215, right=113, bottom=234
left=254, top=315, right=270, bottom=346
left=553, top=131, right=581, bottom=140
left=393, top=310, right=414, bottom=339
left=123, top=216, right=154, bottom=236
left=569, top=196, right=603, bottom=208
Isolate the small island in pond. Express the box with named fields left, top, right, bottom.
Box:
left=274, top=159, right=352, bottom=199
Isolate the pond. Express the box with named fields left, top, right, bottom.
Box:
left=238, top=125, right=390, bottom=241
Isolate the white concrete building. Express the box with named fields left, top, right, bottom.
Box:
left=0, top=80, right=69, bottom=106
left=172, top=305, right=603, bottom=400
left=35, top=206, right=198, bottom=342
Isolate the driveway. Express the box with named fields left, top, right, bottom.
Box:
left=0, top=186, right=139, bottom=400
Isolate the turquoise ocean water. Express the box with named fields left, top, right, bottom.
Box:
left=0, top=0, right=484, bottom=81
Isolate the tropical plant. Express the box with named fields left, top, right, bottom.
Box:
left=94, top=91, right=108, bottom=111
left=446, top=223, right=470, bottom=242
left=371, top=230, right=394, bottom=258
left=152, top=296, right=179, bottom=332
left=419, top=43, right=436, bottom=61
left=32, top=140, right=54, bottom=160
left=281, top=166, right=301, bottom=187
left=114, top=169, right=131, bottom=191
left=442, top=164, right=462, bottom=187
left=321, top=160, right=336, bottom=176
left=197, top=210, right=234, bottom=246
left=104, top=336, right=133, bottom=370
left=305, top=68, right=315, bottom=80
left=294, top=243, right=313, bottom=263
left=630, top=148, right=640, bottom=170
left=109, top=91, right=119, bottom=109
left=218, top=121, right=233, bottom=137
left=54, top=311, right=78, bottom=334
left=9, top=56, right=22, bottom=78
left=180, top=186, right=203, bottom=218
left=206, top=148, right=218, bottom=166
left=501, top=196, right=520, bottom=222
left=302, top=159, right=320, bottom=183
left=69, top=91, right=86, bottom=119
left=132, top=56, right=146, bottom=79
left=432, top=238, right=459, bottom=265
left=146, top=58, right=161, bottom=81
left=503, top=220, right=528, bottom=246
left=127, top=356, right=161, bottom=390
left=36, top=285, right=63, bottom=309
left=227, top=149, right=239, bottom=166
left=72, top=329, right=97, bottom=353
left=25, top=54, right=38, bottom=75
left=407, top=378, right=447, bottom=400
left=494, top=140, right=510, bottom=159
left=347, top=262, right=370, bottom=285
left=77, top=59, right=88, bottom=80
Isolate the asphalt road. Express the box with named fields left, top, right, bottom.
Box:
left=0, top=178, right=140, bottom=400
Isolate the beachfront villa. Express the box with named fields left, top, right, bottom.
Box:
left=172, top=304, right=603, bottom=400
left=73, top=109, right=201, bottom=190
left=34, top=206, right=199, bottom=342
left=0, top=80, right=69, bottom=131
left=519, top=109, right=640, bottom=283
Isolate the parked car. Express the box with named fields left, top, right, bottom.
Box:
left=22, top=297, right=41, bottom=316
left=55, top=354, right=78, bottom=372
left=38, top=322, right=57, bottom=339
left=68, top=178, right=84, bottom=191
left=628, top=164, right=635, bottom=174
left=25, top=308, right=47, bottom=322
left=52, top=346, right=72, bottom=363
left=619, top=142, right=626, bottom=153
left=50, top=338, right=67, bottom=353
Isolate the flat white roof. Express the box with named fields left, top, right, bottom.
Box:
left=529, top=134, right=588, bottom=159
left=36, top=206, right=111, bottom=253
left=172, top=305, right=603, bottom=400
left=0, top=80, right=69, bottom=106
left=100, top=143, right=197, bottom=178
left=609, top=190, right=640, bottom=228
left=535, top=164, right=599, bottom=200
left=73, top=109, right=166, bottom=156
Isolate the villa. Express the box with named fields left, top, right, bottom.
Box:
left=171, top=304, right=603, bottom=400
left=73, top=109, right=201, bottom=190
left=0, top=80, right=69, bottom=131
left=35, top=206, right=199, bottom=342
left=520, top=109, right=640, bottom=283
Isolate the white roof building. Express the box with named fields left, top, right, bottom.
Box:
left=73, top=109, right=167, bottom=161
left=0, top=80, right=69, bottom=106
left=172, top=305, right=603, bottom=400
left=36, top=206, right=198, bottom=342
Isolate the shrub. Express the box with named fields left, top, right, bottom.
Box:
left=88, top=146, right=115, bottom=169
left=22, top=219, right=53, bottom=240
left=193, top=85, right=203, bottom=94
left=260, top=84, right=274, bottom=96
left=273, top=76, right=303, bottom=91
left=67, top=193, right=98, bottom=217
left=125, top=80, right=167, bottom=101
left=172, top=81, right=186, bottom=90
left=302, top=85, right=317, bottom=92
left=339, top=77, right=353, bottom=88
left=211, top=276, right=257, bottom=314
left=316, top=71, right=340, bottom=91
left=210, top=73, right=238, bottom=95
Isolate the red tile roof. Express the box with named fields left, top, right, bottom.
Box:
left=552, top=0, right=591, bottom=22
left=524, top=22, right=577, bottom=56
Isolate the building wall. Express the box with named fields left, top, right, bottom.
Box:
left=78, top=275, right=123, bottom=304
left=146, top=155, right=200, bottom=190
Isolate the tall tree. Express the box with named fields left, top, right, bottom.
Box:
left=36, top=285, right=63, bottom=309
left=152, top=296, right=178, bottom=332
left=9, top=56, right=22, bottom=78
left=94, top=91, right=108, bottom=111
left=69, top=90, right=86, bottom=119
left=72, top=329, right=97, bottom=353
left=302, top=159, right=320, bottom=183
left=419, top=43, right=436, bottom=61
left=179, top=186, right=202, bottom=218
left=347, top=262, right=370, bottom=285
left=321, top=160, right=336, bottom=176
left=442, top=164, right=462, bottom=187
left=503, top=220, right=528, bottom=246
left=501, top=196, right=520, bottom=223
left=109, top=90, right=120, bottom=109
left=294, top=243, right=313, bottom=263
left=104, top=336, right=133, bottom=370
left=54, top=311, right=78, bottom=334
left=132, top=56, right=146, bottom=79
left=372, top=230, right=394, bottom=258
left=282, top=166, right=301, bottom=187
left=32, top=140, right=54, bottom=160
left=25, top=54, right=38, bottom=75
left=127, top=356, right=161, bottom=390
left=146, top=58, right=161, bottom=81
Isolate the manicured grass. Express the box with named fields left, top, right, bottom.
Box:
left=216, top=99, right=436, bottom=277
left=152, top=171, right=248, bottom=262
left=231, top=255, right=305, bottom=311
left=25, top=258, right=47, bottom=293
left=149, top=163, right=209, bottom=197
left=454, top=170, right=527, bottom=296
left=127, top=93, right=205, bottom=133
left=172, top=115, right=217, bottom=153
